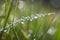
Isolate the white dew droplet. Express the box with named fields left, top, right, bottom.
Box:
left=6, top=25, right=9, bottom=29
left=47, top=27, right=56, bottom=35
left=40, top=14, right=45, bottom=17
left=4, top=30, right=7, bottom=32
left=34, top=16, right=38, bottom=19
left=18, top=1, right=24, bottom=9
left=20, top=18, right=25, bottom=24
left=26, top=16, right=30, bottom=20
left=34, top=34, right=36, bottom=37
left=27, top=30, right=32, bottom=37
left=28, top=33, right=31, bottom=37
left=20, top=18, right=24, bottom=21
left=21, top=21, right=24, bottom=24
left=2, top=3, right=5, bottom=10
left=34, top=39, right=36, bottom=40
left=48, top=13, right=51, bottom=15
left=35, top=14, right=40, bottom=17
left=14, top=18, right=17, bottom=22
left=30, top=19, right=33, bottom=21
left=16, top=19, right=21, bottom=23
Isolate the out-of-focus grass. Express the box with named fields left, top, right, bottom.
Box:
left=0, top=0, right=14, bottom=40
left=0, top=0, right=60, bottom=40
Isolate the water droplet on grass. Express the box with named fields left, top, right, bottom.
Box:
left=21, top=21, right=24, bottom=24
left=48, top=13, right=51, bottom=15
left=4, top=30, right=7, bottom=32
left=28, top=33, right=31, bottom=37
left=34, top=16, right=38, bottom=19
left=47, top=27, right=56, bottom=35
left=26, top=16, right=30, bottom=20
left=34, top=38, right=36, bottom=40
left=18, top=1, right=24, bottom=9
left=40, top=14, right=45, bottom=17
left=30, top=19, right=33, bottom=21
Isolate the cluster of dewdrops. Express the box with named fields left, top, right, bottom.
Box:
left=0, top=13, right=55, bottom=33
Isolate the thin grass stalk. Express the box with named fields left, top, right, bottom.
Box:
left=12, top=23, right=20, bottom=40
left=12, top=0, right=20, bottom=40
left=0, top=0, right=14, bottom=40
left=39, top=16, right=56, bottom=40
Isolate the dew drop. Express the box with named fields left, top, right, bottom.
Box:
left=28, top=33, right=31, bottom=37
left=6, top=25, right=9, bottom=29
left=34, top=38, right=36, bottom=40
left=34, top=16, right=38, bottom=19
left=30, top=19, right=33, bottom=21
left=14, top=18, right=17, bottom=22
left=35, top=14, right=40, bottom=17
left=21, top=21, right=24, bottom=24
left=26, top=16, right=30, bottom=20
left=4, top=30, right=7, bottom=32
left=48, top=13, right=51, bottom=15
left=41, top=14, right=45, bottom=17
left=18, top=1, right=24, bottom=9
left=47, top=27, right=56, bottom=35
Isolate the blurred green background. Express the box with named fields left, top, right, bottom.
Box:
left=0, top=0, right=60, bottom=40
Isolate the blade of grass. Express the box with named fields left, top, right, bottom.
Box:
left=0, top=0, right=14, bottom=40
left=39, top=15, right=56, bottom=40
